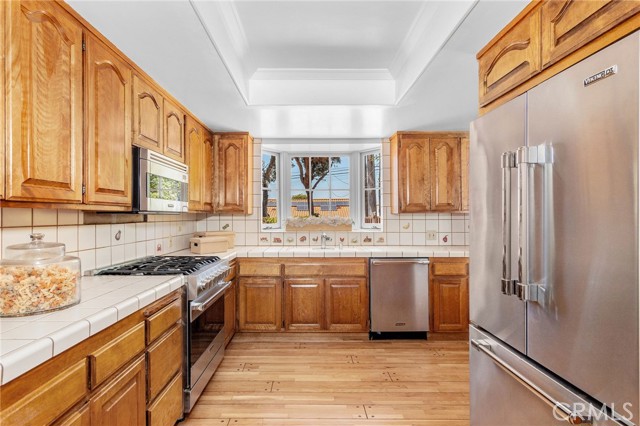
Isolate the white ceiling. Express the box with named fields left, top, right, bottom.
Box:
left=67, top=0, right=526, bottom=139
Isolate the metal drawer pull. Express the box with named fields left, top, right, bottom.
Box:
left=471, top=339, right=592, bottom=425
left=371, top=260, right=430, bottom=265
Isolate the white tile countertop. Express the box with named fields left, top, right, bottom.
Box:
left=175, top=245, right=469, bottom=259
left=0, top=274, right=183, bottom=385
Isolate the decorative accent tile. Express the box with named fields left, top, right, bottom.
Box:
left=297, top=232, right=309, bottom=246
left=284, top=233, right=296, bottom=246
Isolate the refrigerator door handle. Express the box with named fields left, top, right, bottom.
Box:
left=515, top=144, right=554, bottom=303
left=470, top=338, right=593, bottom=425
left=501, top=151, right=517, bottom=295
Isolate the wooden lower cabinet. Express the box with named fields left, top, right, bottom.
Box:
left=90, top=356, right=146, bottom=426
left=429, top=258, right=469, bottom=333
left=325, top=278, right=368, bottom=332
left=238, top=259, right=369, bottom=333
left=0, top=289, right=184, bottom=426
left=238, top=277, right=282, bottom=331
left=224, top=278, right=237, bottom=345
left=285, top=278, right=324, bottom=331
left=55, top=404, right=90, bottom=426
left=147, top=373, right=183, bottom=426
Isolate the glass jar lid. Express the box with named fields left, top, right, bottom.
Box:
left=4, top=233, right=66, bottom=262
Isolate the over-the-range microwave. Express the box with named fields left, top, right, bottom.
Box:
left=132, top=146, right=189, bottom=214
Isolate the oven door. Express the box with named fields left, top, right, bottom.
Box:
left=186, top=282, right=230, bottom=411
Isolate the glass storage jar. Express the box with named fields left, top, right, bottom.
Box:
left=0, top=233, right=81, bottom=317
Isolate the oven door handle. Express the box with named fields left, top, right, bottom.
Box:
left=190, top=282, right=231, bottom=320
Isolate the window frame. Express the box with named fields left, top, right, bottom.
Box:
left=260, top=148, right=382, bottom=231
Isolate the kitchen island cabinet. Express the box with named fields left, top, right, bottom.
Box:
left=429, top=257, right=469, bottom=333
left=390, top=132, right=469, bottom=213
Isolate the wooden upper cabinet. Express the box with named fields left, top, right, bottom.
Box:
left=390, top=132, right=467, bottom=213
left=163, top=98, right=185, bottom=163
left=430, top=137, right=461, bottom=211
left=392, top=133, right=430, bottom=213
left=460, top=136, right=469, bottom=212
left=84, top=34, right=132, bottom=206
left=132, top=75, right=163, bottom=152
left=478, top=7, right=541, bottom=106
left=186, top=116, right=204, bottom=211
left=203, top=130, right=214, bottom=211
left=213, top=132, right=253, bottom=214
left=541, top=0, right=640, bottom=68
left=284, top=278, right=324, bottom=331
left=6, top=0, right=83, bottom=202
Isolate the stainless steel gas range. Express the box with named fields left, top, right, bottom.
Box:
left=94, top=255, right=231, bottom=413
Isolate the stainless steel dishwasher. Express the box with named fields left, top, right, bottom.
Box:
left=369, top=258, right=430, bottom=335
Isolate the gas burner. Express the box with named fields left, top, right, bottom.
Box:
left=97, top=256, right=220, bottom=276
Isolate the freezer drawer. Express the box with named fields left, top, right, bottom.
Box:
left=470, top=326, right=630, bottom=426
left=369, top=258, right=429, bottom=332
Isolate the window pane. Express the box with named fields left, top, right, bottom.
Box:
left=262, top=153, right=278, bottom=189
left=331, top=191, right=350, bottom=219
left=262, top=189, right=279, bottom=225
left=364, top=189, right=381, bottom=224
left=364, top=153, right=380, bottom=189
left=309, top=190, right=330, bottom=217
left=331, top=156, right=350, bottom=190
left=290, top=191, right=310, bottom=218
left=291, top=157, right=310, bottom=190
left=310, top=157, right=331, bottom=190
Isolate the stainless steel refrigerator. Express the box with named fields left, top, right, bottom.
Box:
left=469, top=31, right=639, bottom=426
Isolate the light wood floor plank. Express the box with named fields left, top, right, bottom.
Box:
left=184, top=332, right=470, bottom=425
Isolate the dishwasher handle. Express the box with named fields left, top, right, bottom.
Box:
left=371, top=259, right=430, bottom=266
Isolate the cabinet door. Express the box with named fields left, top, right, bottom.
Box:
left=429, top=137, right=461, bottom=211
left=203, top=131, right=214, bottom=211
left=478, top=8, right=541, bottom=106
left=325, top=278, right=368, bottom=332
left=214, top=134, right=252, bottom=214
left=460, top=136, right=469, bottom=212
left=6, top=0, right=83, bottom=202
left=186, top=117, right=204, bottom=211
left=224, top=280, right=237, bottom=345
left=541, top=0, right=640, bottom=68
left=132, top=74, right=163, bottom=152
left=397, top=136, right=430, bottom=213
left=284, top=278, right=324, bottom=331
left=238, top=277, right=282, bottom=331
left=146, top=373, right=183, bottom=426
left=163, top=98, right=185, bottom=163
left=90, top=356, right=146, bottom=426
left=432, top=276, right=469, bottom=332
left=54, top=404, right=90, bottom=426
left=84, top=34, right=132, bottom=206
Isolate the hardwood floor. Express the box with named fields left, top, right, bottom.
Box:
left=182, top=333, right=470, bottom=426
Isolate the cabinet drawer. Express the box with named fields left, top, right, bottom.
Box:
left=541, top=0, right=640, bottom=68
left=478, top=8, right=541, bottom=106
left=147, top=324, right=183, bottom=402
left=147, top=372, right=183, bottom=426
left=431, top=261, right=468, bottom=277
left=89, top=322, right=145, bottom=388
left=0, top=360, right=88, bottom=426
left=239, top=261, right=281, bottom=276
left=53, top=403, right=90, bottom=426
left=285, top=262, right=366, bottom=277
left=146, top=297, right=182, bottom=344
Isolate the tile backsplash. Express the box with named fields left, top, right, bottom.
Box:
left=0, top=138, right=469, bottom=272
left=0, top=208, right=197, bottom=274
